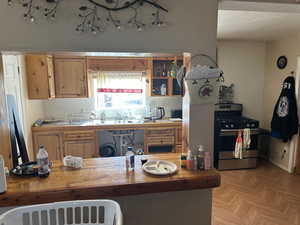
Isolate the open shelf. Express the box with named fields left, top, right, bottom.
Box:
left=148, top=56, right=184, bottom=97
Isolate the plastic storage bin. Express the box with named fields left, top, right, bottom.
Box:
left=0, top=200, right=122, bottom=225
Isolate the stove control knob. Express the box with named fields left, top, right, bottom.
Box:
left=230, top=124, right=234, bottom=128
left=246, top=123, right=250, bottom=127
left=251, top=124, right=255, bottom=128
left=225, top=125, right=229, bottom=128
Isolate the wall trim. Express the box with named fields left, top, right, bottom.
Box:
left=269, top=158, right=290, bottom=172
left=219, top=0, right=300, bottom=13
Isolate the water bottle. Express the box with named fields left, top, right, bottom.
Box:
left=125, top=147, right=135, bottom=172
left=37, top=145, right=50, bottom=178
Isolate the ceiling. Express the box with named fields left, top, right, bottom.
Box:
left=218, top=10, right=300, bottom=41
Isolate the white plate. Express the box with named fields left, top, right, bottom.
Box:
left=142, top=160, right=177, bottom=176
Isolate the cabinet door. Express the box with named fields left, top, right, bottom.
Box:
left=54, top=58, right=88, bottom=98
left=64, top=140, right=96, bottom=159
left=33, top=132, right=62, bottom=160
left=176, top=126, right=182, bottom=145
left=26, top=55, right=54, bottom=99
left=46, top=56, right=56, bottom=98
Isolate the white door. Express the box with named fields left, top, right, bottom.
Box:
left=2, top=55, right=25, bottom=132
left=290, top=57, right=300, bottom=173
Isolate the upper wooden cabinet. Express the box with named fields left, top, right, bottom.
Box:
left=26, top=55, right=55, bottom=99
left=148, top=56, right=183, bottom=97
left=54, top=57, right=88, bottom=98
left=87, top=57, right=147, bottom=72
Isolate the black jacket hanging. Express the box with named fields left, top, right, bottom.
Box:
left=271, top=76, right=299, bottom=142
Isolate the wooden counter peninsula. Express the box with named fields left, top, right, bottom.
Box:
left=0, top=154, right=220, bottom=225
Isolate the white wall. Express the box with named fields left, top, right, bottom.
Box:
left=0, top=0, right=218, bottom=158
left=217, top=40, right=266, bottom=122
left=0, top=0, right=218, bottom=56
left=263, top=33, right=300, bottom=171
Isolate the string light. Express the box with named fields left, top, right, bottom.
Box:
left=8, top=0, right=168, bottom=34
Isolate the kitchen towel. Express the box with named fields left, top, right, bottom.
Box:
left=234, top=131, right=243, bottom=159
left=243, top=128, right=251, bottom=150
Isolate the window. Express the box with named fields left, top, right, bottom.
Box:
left=94, top=72, right=146, bottom=109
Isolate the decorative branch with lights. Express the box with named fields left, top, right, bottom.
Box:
left=7, top=0, right=168, bottom=34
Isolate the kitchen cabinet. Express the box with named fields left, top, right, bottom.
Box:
left=175, top=126, right=183, bottom=153
left=64, top=140, right=96, bottom=158
left=148, top=56, right=183, bottom=97
left=54, top=57, right=88, bottom=98
left=144, top=128, right=176, bottom=154
left=33, top=132, right=63, bottom=160
left=26, top=55, right=55, bottom=99
left=87, top=57, right=147, bottom=72
left=63, top=130, right=97, bottom=158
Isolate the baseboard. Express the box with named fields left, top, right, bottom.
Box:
left=269, top=158, right=289, bottom=172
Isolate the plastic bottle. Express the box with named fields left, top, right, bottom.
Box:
left=37, top=145, right=50, bottom=178
left=160, top=84, right=167, bottom=96
left=186, top=150, right=193, bottom=170
left=170, top=61, right=177, bottom=78
left=193, top=156, right=198, bottom=171
left=125, top=147, right=135, bottom=172
left=0, top=155, right=7, bottom=193
left=197, top=145, right=205, bottom=170
left=204, top=151, right=211, bottom=170
left=180, top=153, right=187, bottom=168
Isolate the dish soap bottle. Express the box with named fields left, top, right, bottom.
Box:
left=37, top=145, right=50, bottom=178
left=197, top=145, right=205, bottom=170
left=186, top=149, right=194, bottom=170
left=126, top=147, right=135, bottom=172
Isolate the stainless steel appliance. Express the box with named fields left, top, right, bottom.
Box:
left=214, top=103, right=260, bottom=170
left=156, top=107, right=165, bottom=120
left=171, top=109, right=182, bottom=119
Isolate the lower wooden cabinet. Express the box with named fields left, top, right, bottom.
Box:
left=176, top=126, right=183, bottom=145
left=64, top=140, right=96, bottom=159
left=33, top=132, right=63, bottom=161
left=175, top=145, right=182, bottom=153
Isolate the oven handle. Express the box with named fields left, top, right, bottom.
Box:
left=219, top=128, right=260, bottom=136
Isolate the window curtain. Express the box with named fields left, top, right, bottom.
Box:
left=96, top=72, right=143, bottom=93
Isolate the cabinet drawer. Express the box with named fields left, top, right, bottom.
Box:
left=175, top=145, right=182, bottom=153
left=146, top=136, right=175, bottom=145
left=146, top=128, right=175, bottom=137
left=64, top=130, right=95, bottom=141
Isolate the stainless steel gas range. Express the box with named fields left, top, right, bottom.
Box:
left=214, top=103, right=260, bottom=170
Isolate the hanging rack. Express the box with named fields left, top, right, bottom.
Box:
left=184, top=54, right=224, bottom=81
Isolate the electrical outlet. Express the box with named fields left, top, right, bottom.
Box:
left=281, top=147, right=288, bottom=160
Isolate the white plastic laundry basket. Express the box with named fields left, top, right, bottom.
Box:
left=0, top=200, right=122, bottom=225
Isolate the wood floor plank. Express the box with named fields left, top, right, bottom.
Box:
left=213, top=161, right=300, bottom=225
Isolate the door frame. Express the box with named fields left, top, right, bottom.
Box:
left=290, top=56, right=300, bottom=173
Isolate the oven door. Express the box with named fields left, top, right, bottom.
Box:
left=218, top=128, right=259, bottom=150
left=215, top=128, right=259, bottom=170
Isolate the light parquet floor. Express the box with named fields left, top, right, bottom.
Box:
left=212, top=161, right=300, bottom=225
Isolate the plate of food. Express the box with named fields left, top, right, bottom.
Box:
left=142, top=160, right=177, bottom=176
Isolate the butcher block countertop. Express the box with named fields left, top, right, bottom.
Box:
left=31, top=119, right=182, bottom=132
left=0, top=154, right=220, bottom=207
